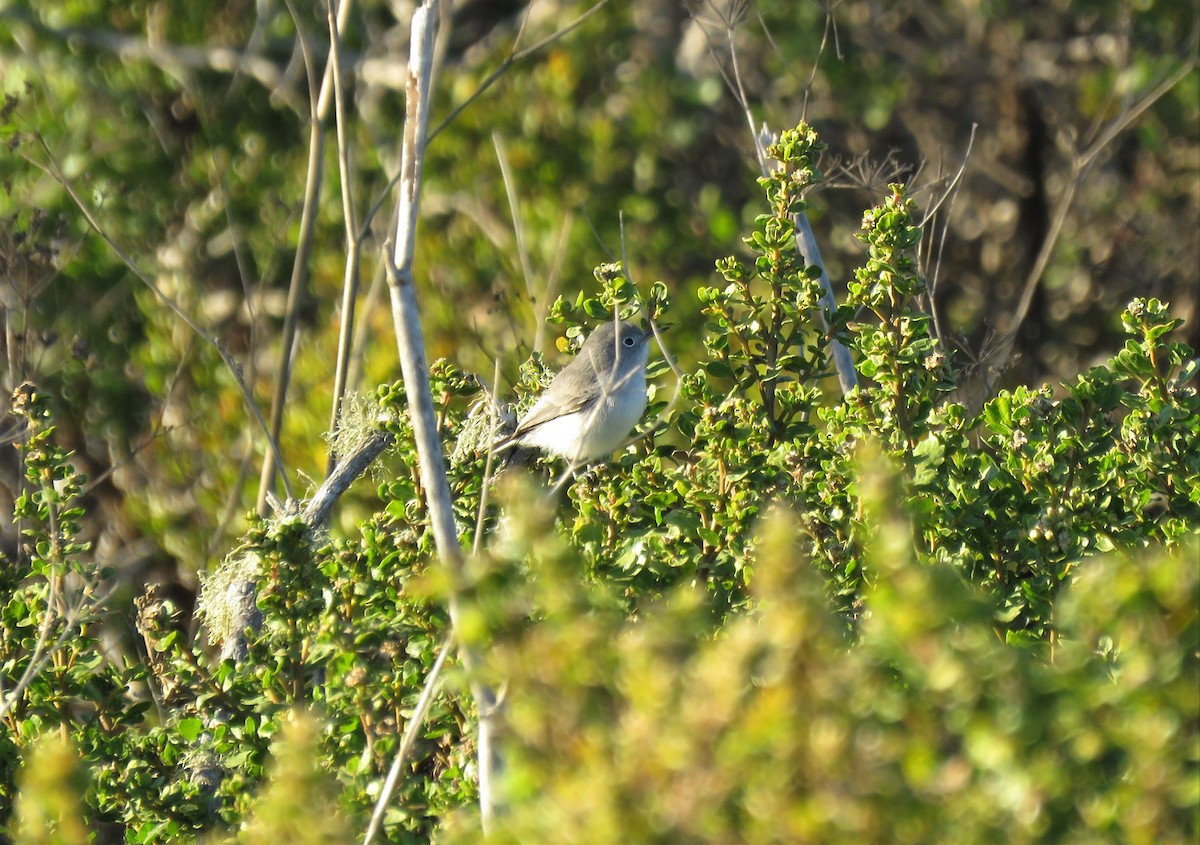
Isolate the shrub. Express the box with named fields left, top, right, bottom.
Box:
left=0, top=124, right=1196, bottom=844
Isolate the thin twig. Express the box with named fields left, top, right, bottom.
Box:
left=1077, top=59, right=1196, bottom=172
left=919, top=123, right=978, bottom=229
left=256, top=0, right=327, bottom=513
left=474, top=359, right=505, bottom=557
left=362, top=634, right=454, bottom=845
left=257, top=0, right=358, bottom=507
left=0, top=573, right=60, bottom=720
left=31, top=138, right=292, bottom=502
left=326, top=0, right=365, bottom=476
left=427, top=0, right=614, bottom=143
left=493, top=131, right=537, bottom=319
left=994, top=57, right=1196, bottom=371
left=921, top=123, right=977, bottom=343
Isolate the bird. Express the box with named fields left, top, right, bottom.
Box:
left=494, top=320, right=652, bottom=465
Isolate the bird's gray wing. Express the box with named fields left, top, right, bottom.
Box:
left=494, top=368, right=600, bottom=448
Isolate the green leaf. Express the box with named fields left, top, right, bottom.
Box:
left=983, top=393, right=1013, bottom=435
left=911, top=434, right=944, bottom=486
left=176, top=718, right=204, bottom=742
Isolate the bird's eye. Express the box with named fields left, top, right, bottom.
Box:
left=623, top=336, right=635, bottom=347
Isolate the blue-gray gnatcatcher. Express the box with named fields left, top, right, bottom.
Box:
left=496, top=320, right=652, bottom=464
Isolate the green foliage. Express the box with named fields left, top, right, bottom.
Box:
left=444, top=502, right=1198, bottom=845
left=233, top=712, right=354, bottom=845
left=9, top=383, right=91, bottom=578
left=1, top=384, right=155, bottom=826
left=842, top=184, right=955, bottom=448
left=0, top=381, right=473, bottom=842
left=449, top=123, right=1195, bottom=841
left=0, top=118, right=1196, bottom=844
left=701, top=125, right=830, bottom=441
left=523, top=132, right=1198, bottom=644
left=12, top=734, right=88, bottom=845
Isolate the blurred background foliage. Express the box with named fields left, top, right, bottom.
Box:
left=439, top=499, right=1199, bottom=845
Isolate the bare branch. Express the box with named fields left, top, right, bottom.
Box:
left=257, top=0, right=358, bottom=510
left=303, top=430, right=394, bottom=528
left=920, top=123, right=978, bottom=343
left=1077, top=59, right=1197, bottom=171
left=214, top=425, right=393, bottom=665
left=384, top=1, right=500, bottom=829
left=992, top=56, right=1197, bottom=374
left=919, top=124, right=978, bottom=230
left=474, top=359, right=506, bottom=557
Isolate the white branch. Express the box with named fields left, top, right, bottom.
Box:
left=384, top=0, right=500, bottom=831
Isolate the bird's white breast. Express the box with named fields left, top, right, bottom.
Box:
left=519, top=370, right=647, bottom=463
